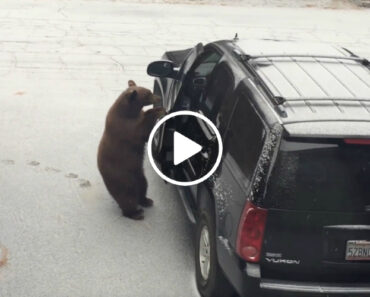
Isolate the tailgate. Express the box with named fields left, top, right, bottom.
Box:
left=262, top=209, right=370, bottom=282
left=260, top=137, right=370, bottom=282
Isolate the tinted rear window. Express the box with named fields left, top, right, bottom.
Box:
left=264, top=139, right=370, bottom=212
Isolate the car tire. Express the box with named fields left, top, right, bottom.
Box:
left=195, top=199, right=235, bottom=297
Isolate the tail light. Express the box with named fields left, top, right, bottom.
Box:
left=236, top=201, right=267, bottom=263
left=344, top=139, right=370, bottom=145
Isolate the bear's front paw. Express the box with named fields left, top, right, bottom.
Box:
left=153, top=106, right=167, bottom=115
left=146, top=107, right=166, bottom=119
left=153, top=107, right=166, bottom=117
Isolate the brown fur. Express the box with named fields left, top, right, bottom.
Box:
left=97, top=80, right=165, bottom=220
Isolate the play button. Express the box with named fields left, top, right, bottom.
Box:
left=173, top=132, right=202, bottom=166
left=148, top=110, right=223, bottom=186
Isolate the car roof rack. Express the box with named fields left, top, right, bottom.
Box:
left=233, top=46, right=370, bottom=119
left=243, top=54, right=369, bottom=66
left=276, top=96, right=370, bottom=114
left=233, top=49, right=285, bottom=107
left=282, top=97, right=370, bottom=103
left=283, top=118, right=370, bottom=125
left=229, top=41, right=370, bottom=124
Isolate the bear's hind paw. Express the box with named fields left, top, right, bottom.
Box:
left=123, top=208, right=144, bottom=220
left=140, top=197, right=153, bottom=208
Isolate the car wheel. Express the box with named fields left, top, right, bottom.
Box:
left=195, top=200, right=235, bottom=297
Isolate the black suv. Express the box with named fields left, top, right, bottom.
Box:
left=147, top=39, right=370, bottom=297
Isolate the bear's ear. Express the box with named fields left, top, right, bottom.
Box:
left=129, top=90, right=138, bottom=102
left=128, top=80, right=136, bottom=87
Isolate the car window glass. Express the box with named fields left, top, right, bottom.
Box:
left=174, top=49, right=221, bottom=111
left=216, top=82, right=243, bottom=138
left=177, top=43, right=203, bottom=79
left=265, top=140, right=370, bottom=211
left=201, top=62, right=234, bottom=120
left=226, top=94, right=265, bottom=189
left=193, top=52, right=222, bottom=77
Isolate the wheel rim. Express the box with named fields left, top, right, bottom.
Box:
left=199, top=225, right=211, bottom=281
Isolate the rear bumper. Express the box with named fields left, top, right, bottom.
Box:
left=260, top=279, right=370, bottom=295
left=216, top=237, right=370, bottom=297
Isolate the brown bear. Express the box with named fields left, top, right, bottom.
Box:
left=97, top=80, right=165, bottom=220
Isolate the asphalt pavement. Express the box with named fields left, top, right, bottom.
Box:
left=0, top=1, right=369, bottom=296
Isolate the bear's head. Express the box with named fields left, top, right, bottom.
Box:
left=116, top=80, right=160, bottom=118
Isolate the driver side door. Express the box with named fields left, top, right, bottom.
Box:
left=167, top=43, right=204, bottom=109
left=172, top=47, right=223, bottom=112
left=157, top=47, right=223, bottom=191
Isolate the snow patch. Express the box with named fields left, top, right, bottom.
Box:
left=252, top=124, right=283, bottom=203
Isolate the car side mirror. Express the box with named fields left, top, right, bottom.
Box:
left=147, top=60, right=177, bottom=79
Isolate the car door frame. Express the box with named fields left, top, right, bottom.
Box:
left=180, top=57, right=238, bottom=209
left=153, top=43, right=206, bottom=163
left=155, top=43, right=223, bottom=165
left=174, top=46, right=227, bottom=205
left=166, top=42, right=205, bottom=109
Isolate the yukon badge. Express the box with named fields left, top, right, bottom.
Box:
left=265, top=258, right=301, bottom=265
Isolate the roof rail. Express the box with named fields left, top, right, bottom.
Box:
left=284, top=118, right=370, bottom=125
left=243, top=54, right=369, bottom=66
left=236, top=53, right=282, bottom=105
left=341, top=47, right=358, bottom=57
left=274, top=96, right=370, bottom=115
left=283, top=97, right=370, bottom=103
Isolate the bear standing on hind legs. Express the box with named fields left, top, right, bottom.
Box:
left=97, top=80, right=165, bottom=220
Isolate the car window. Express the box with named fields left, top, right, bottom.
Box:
left=173, top=49, right=221, bottom=111
left=216, top=82, right=243, bottom=138
left=201, top=62, right=234, bottom=120
left=225, top=93, right=265, bottom=189
left=265, top=139, right=370, bottom=211
left=177, top=43, right=203, bottom=79
left=193, top=52, right=222, bottom=77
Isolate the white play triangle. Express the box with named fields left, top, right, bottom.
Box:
left=173, top=131, right=202, bottom=166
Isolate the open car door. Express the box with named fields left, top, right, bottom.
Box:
left=168, top=42, right=204, bottom=108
